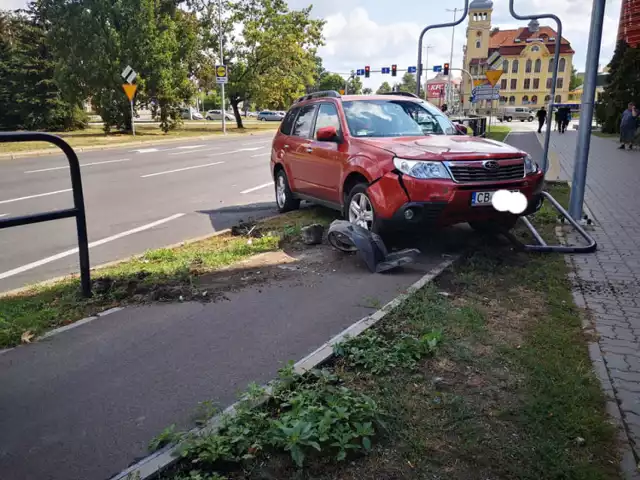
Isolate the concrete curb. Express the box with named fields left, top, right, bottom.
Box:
left=109, top=254, right=460, bottom=480
left=0, top=131, right=275, bottom=160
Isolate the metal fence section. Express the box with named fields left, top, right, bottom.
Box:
left=0, top=132, right=91, bottom=297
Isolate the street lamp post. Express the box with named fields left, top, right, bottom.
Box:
left=423, top=44, right=434, bottom=100
left=446, top=7, right=462, bottom=107
left=218, top=0, right=226, bottom=134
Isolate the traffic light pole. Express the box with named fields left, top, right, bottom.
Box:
left=416, top=0, right=469, bottom=98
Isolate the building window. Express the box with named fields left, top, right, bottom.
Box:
left=471, top=65, right=478, bottom=75
left=534, top=59, right=541, bottom=73
left=544, top=94, right=551, bottom=103
left=533, top=78, right=540, bottom=89
left=476, top=40, right=481, bottom=48
left=548, top=58, right=554, bottom=72
left=531, top=95, right=538, bottom=104
left=522, top=95, right=529, bottom=104
left=510, top=79, right=517, bottom=90
left=500, top=78, right=507, bottom=90
left=499, top=96, right=507, bottom=105
left=512, top=59, right=519, bottom=73
left=509, top=96, right=516, bottom=105
left=531, top=45, right=540, bottom=52
left=502, top=59, right=509, bottom=72
left=526, top=59, right=532, bottom=73
left=559, top=58, right=566, bottom=72
left=546, top=78, right=552, bottom=89
left=524, top=78, right=531, bottom=89
left=557, top=78, right=564, bottom=89
left=555, top=94, right=562, bottom=103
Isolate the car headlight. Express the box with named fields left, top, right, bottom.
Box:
left=393, top=158, right=451, bottom=180
left=524, top=154, right=538, bottom=174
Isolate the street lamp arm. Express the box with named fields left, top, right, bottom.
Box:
left=416, top=0, right=470, bottom=97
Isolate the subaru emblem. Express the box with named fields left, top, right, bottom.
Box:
left=483, top=160, right=500, bottom=171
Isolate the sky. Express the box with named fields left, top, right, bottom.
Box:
left=1, top=0, right=624, bottom=91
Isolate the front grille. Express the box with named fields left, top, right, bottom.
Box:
left=448, top=161, right=525, bottom=183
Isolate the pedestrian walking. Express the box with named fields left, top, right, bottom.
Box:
left=554, top=109, right=561, bottom=132
left=536, top=106, right=547, bottom=133
left=619, top=102, right=638, bottom=150
left=561, top=107, right=571, bottom=133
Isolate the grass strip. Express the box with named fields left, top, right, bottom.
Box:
left=155, top=182, right=619, bottom=480
left=0, top=207, right=336, bottom=348
left=486, top=124, right=512, bottom=142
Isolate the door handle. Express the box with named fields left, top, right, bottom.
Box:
left=306, top=148, right=313, bottom=153
left=284, top=144, right=289, bottom=149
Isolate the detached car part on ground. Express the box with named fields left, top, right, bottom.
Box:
left=270, top=90, right=545, bottom=240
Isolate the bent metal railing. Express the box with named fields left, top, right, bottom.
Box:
left=0, top=132, right=91, bottom=297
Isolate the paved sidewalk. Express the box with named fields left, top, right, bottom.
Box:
left=547, top=131, right=640, bottom=477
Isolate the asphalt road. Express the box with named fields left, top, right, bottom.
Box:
left=0, top=132, right=278, bottom=292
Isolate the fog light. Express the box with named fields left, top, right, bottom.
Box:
left=404, top=209, right=415, bottom=220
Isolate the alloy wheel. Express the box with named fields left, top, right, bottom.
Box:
left=276, top=175, right=287, bottom=208
left=348, top=193, right=374, bottom=230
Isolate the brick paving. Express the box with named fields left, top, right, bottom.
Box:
left=548, top=131, right=640, bottom=477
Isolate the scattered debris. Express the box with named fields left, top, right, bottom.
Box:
left=21, top=331, right=35, bottom=344
left=301, top=224, right=325, bottom=245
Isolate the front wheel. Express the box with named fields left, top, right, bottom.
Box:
left=346, top=184, right=380, bottom=232
left=274, top=169, right=300, bottom=213
left=506, top=116, right=513, bottom=122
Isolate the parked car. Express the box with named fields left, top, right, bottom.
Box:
left=257, top=110, right=284, bottom=121
left=206, top=109, right=234, bottom=121
left=497, top=106, right=534, bottom=122
left=180, top=108, right=203, bottom=120
left=270, top=91, right=544, bottom=233
left=245, top=111, right=258, bottom=117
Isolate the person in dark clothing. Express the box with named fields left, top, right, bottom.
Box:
left=554, top=109, right=561, bottom=132
left=619, top=102, right=638, bottom=150
left=561, top=107, right=571, bottom=133
left=536, top=107, right=547, bottom=133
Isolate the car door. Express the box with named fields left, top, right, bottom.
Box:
left=273, top=106, right=299, bottom=184
left=286, top=103, right=318, bottom=195
left=302, top=102, right=348, bottom=204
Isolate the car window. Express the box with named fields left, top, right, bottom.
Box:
left=291, top=104, right=317, bottom=138
left=280, top=107, right=299, bottom=135
left=313, top=103, right=341, bottom=138
left=342, top=100, right=456, bottom=137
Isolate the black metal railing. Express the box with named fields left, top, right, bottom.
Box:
left=0, top=132, right=91, bottom=297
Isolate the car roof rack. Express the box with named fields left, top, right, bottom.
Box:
left=295, top=90, right=341, bottom=103
left=378, top=91, right=420, bottom=99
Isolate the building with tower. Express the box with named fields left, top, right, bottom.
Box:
left=618, top=0, right=640, bottom=47
left=462, top=0, right=574, bottom=110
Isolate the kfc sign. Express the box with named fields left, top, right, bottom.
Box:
left=427, top=83, right=445, bottom=97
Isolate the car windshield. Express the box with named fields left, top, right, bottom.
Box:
left=342, top=99, right=456, bottom=137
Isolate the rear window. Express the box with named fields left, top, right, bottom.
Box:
left=291, top=104, right=317, bottom=138
left=280, top=107, right=299, bottom=135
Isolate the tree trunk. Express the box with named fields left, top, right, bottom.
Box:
left=231, top=99, right=244, bottom=128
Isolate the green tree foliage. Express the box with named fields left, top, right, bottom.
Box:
left=0, top=8, right=85, bottom=131
left=317, top=73, right=346, bottom=92
left=394, top=72, right=417, bottom=94
left=376, top=81, right=392, bottom=94
left=194, top=0, right=324, bottom=128
left=362, top=87, right=373, bottom=95
left=347, top=75, right=362, bottom=95
left=39, top=0, right=199, bottom=132
left=597, top=41, right=640, bottom=133
left=569, top=67, right=581, bottom=91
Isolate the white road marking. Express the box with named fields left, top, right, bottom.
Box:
left=25, top=158, right=131, bottom=174
left=0, top=189, right=72, bottom=205
left=175, top=145, right=206, bottom=149
left=241, top=182, right=273, bottom=194
left=0, top=213, right=186, bottom=281
left=251, top=152, right=271, bottom=158
left=242, top=140, right=272, bottom=146
left=169, top=147, right=220, bottom=156
left=132, top=148, right=161, bottom=153
left=141, top=161, right=224, bottom=178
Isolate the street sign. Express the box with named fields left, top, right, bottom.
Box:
left=121, top=65, right=137, bottom=84
left=356, top=69, right=364, bottom=76
left=215, top=65, right=228, bottom=84
left=122, top=84, right=137, bottom=101
left=433, top=65, right=442, bottom=73
left=473, top=79, right=485, bottom=87
left=339, top=89, right=345, bottom=95
left=407, top=66, right=417, bottom=73
left=381, top=67, right=390, bottom=74
left=485, top=69, right=503, bottom=87
left=489, top=55, right=503, bottom=71
left=472, top=83, right=500, bottom=101
left=486, top=51, right=500, bottom=67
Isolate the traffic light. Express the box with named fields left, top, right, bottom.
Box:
left=443, top=63, right=450, bottom=75
left=364, top=66, right=370, bottom=78
left=391, top=64, right=397, bottom=77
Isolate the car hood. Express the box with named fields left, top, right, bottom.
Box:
left=357, top=135, right=524, bottom=160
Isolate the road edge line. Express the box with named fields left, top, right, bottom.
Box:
left=108, top=254, right=461, bottom=480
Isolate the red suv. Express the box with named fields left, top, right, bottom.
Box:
left=270, top=91, right=544, bottom=233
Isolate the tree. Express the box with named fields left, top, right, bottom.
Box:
left=376, top=81, right=392, bottom=94
left=347, top=76, right=362, bottom=95
left=569, top=66, right=581, bottom=91
left=317, top=73, right=346, bottom=92
left=362, top=87, right=372, bottom=95
left=394, top=72, right=417, bottom=94
left=195, top=0, right=324, bottom=128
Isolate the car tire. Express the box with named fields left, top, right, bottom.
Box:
left=469, top=216, right=518, bottom=234
left=345, top=183, right=381, bottom=233
left=506, top=116, right=513, bottom=122
left=275, top=169, right=300, bottom=213
left=528, top=116, right=534, bottom=122
left=260, top=118, right=266, bottom=122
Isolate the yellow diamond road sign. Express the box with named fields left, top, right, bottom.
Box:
left=485, top=69, right=503, bottom=87
left=216, top=65, right=228, bottom=84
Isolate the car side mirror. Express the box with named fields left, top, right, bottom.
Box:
left=317, top=126, right=339, bottom=142
left=455, top=124, right=468, bottom=136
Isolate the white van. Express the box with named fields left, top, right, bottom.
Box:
left=498, top=107, right=534, bottom=123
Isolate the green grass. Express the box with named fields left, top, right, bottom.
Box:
left=0, top=207, right=336, bottom=348
left=156, top=183, right=619, bottom=480
left=0, top=122, right=278, bottom=154
left=485, top=125, right=512, bottom=142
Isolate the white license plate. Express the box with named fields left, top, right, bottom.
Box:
left=471, top=190, right=517, bottom=206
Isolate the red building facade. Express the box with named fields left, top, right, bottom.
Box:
left=618, top=0, right=640, bottom=47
